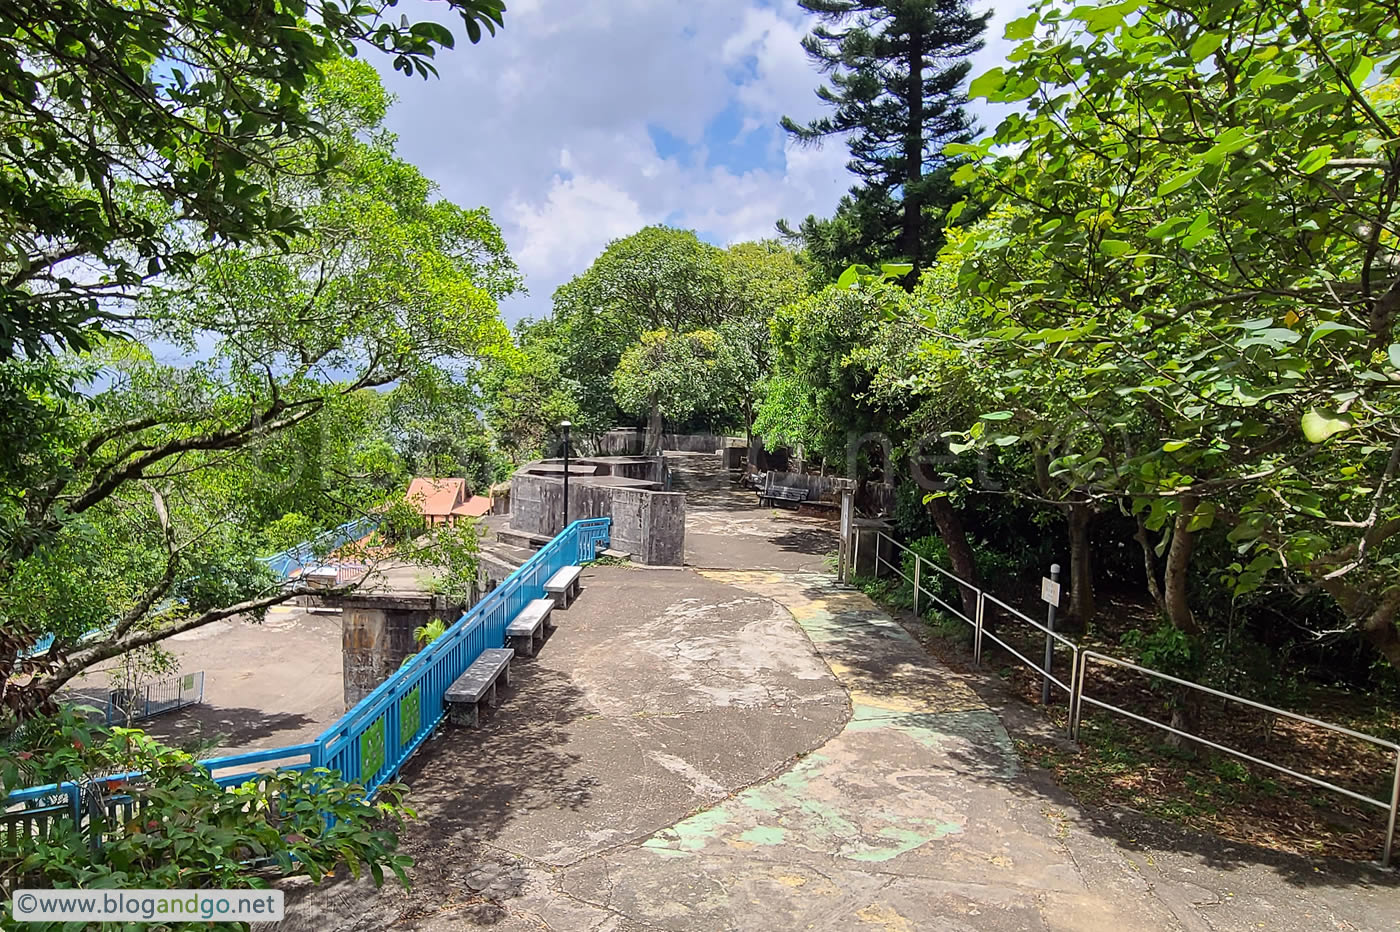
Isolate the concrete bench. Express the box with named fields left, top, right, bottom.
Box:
left=506, top=598, right=554, bottom=657
left=760, top=484, right=809, bottom=508
left=544, top=565, right=583, bottom=609
left=445, top=647, right=514, bottom=727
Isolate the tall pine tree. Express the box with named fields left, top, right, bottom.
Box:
left=781, top=0, right=989, bottom=274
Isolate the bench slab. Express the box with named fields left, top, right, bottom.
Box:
left=544, top=565, right=583, bottom=608
left=506, top=598, right=554, bottom=656
left=446, top=647, right=514, bottom=726
left=446, top=648, right=514, bottom=704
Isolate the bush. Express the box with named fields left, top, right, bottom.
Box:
left=899, top=534, right=1017, bottom=617
left=1, top=709, right=414, bottom=922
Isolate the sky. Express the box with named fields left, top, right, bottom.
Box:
left=375, top=0, right=1026, bottom=324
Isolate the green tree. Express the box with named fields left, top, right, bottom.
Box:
left=781, top=0, right=990, bottom=273
left=0, top=63, right=516, bottom=718
left=0, top=0, right=506, bottom=360
left=479, top=320, right=584, bottom=462
left=612, top=330, right=725, bottom=452
left=947, top=0, right=1400, bottom=670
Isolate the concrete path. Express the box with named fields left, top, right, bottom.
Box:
left=272, top=459, right=1399, bottom=931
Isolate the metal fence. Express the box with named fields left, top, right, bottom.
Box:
left=4, top=518, right=610, bottom=848
left=854, top=526, right=1400, bottom=867
left=261, top=515, right=381, bottom=580
left=97, top=671, right=205, bottom=725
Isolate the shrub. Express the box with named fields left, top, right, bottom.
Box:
left=1, top=709, right=414, bottom=922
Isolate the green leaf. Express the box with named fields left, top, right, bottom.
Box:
left=836, top=265, right=860, bottom=288
left=880, top=263, right=914, bottom=280
left=969, top=67, right=1006, bottom=100
left=1306, top=321, right=1364, bottom=345
left=1301, top=409, right=1353, bottom=443
left=1190, top=32, right=1225, bottom=62
left=1004, top=13, right=1038, bottom=40
left=1099, top=239, right=1133, bottom=257
left=1350, top=55, right=1375, bottom=88
left=1187, top=501, right=1217, bottom=532
left=1163, top=440, right=1189, bottom=452
left=980, top=410, right=1015, bottom=421
left=1297, top=145, right=1334, bottom=174
left=1157, top=169, right=1200, bottom=196
left=1388, top=344, right=1400, bottom=369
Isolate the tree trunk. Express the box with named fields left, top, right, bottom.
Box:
left=1066, top=502, right=1096, bottom=628
left=1163, top=495, right=1201, bottom=636
left=925, top=496, right=980, bottom=621
left=901, top=25, right=924, bottom=272
left=1162, top=494, right=1202, bottom=752
left=1134, top=513, right=1166, bottom=611
left=644, top=396, right=662, bottom=456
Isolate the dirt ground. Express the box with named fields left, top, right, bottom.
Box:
left=69, top=603, right=346, bottom=755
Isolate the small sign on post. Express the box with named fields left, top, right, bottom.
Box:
left=1041, top=565, right=1061, bottom=706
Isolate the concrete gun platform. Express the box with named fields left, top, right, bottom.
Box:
left=273, top=563, right=1398, bottom=932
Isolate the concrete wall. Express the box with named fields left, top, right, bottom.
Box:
left=608, top=487, right=686, bottom=565
left=509, top=463, right=686, bottom=566
left=335, top=593, right=461, bottom=707
left=598, top=429, right=740, bottom=455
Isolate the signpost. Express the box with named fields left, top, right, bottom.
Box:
left=1040, top=565, right=1061, bottom=706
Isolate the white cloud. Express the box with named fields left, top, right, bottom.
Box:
left=377, top=0, right=1028, bottom=323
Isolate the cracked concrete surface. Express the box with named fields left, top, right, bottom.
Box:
left=269, top=462, right=1400, bottom=931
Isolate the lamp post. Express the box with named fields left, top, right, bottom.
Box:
left=560, top=419, right=572, bottom=531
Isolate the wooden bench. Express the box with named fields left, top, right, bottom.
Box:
left=759, top=484, right=809, bottom=508
left=445, top=647, right=514, bottom=727
left=544, top=565, right=583, bottom=609
left=506, top=598, right=554, bottom=657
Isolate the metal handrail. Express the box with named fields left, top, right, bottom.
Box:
left=859, top=527, right=1399, bottom=866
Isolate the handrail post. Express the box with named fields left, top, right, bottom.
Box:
left=912, top=553, right=921, bottom=617
left=1067, top=648, right=1081, bottom=739
left=853, top=524, right=861, bottom=579
left=1385, top=748, right=1399, bottom=868
left=973, top=591, right=984, bottom=668
left=1070, top=651, right=1089, bottom=740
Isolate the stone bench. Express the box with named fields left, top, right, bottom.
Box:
left=445, top=647, right=514, bottom=727
left=760, top=484, right=809, bottom=508
left=544, top=565, right=583, bottom=609
left=506, top=598, right=554, bottom=657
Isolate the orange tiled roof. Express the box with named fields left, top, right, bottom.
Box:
left=406, top=477, right=467, bottom=517
left=450, top=495, right=491, bottom=518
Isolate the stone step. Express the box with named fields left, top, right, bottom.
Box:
left=495, top=526, right=553, bottom=551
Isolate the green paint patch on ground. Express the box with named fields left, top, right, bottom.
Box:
left=643, top=807, right=730, bottom=852
left=738, top=825, right=788, bottom=846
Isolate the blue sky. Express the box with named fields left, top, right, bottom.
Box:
left=376, top=0, right=1025, bottom=323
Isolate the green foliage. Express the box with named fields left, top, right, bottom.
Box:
left=0, top=63, right=518, bottom=718
left=0, top=710, right=415, bottom=916
left=1121, top=625, right=1199, bottom=682
left=936, top=0, right=1400, bottom=666
left=412, top=619, right=449, bottom=648
left=404, top=522, right=481, bottom=609
left=0, top=0, right=506, bottom=360
left=612, top=330, right=726, bottom=427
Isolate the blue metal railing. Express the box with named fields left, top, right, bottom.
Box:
left=261, top=516, right=381, bottom=580
left=311, top=517, right=610, bottom=796
left=2, top=518, right=611, bottom=841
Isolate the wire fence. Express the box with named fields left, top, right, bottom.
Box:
left=852, top=526, right=1400, bottom=866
